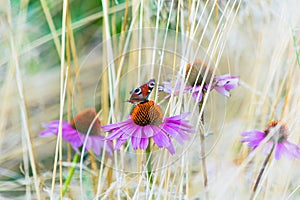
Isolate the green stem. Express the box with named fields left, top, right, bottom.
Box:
left=61, top=153, right=80, bottom=198
left=146, top=144, right=153, bottom=187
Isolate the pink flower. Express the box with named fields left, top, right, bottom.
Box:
left=158, top=74, right=239, bottom=102
left=102, top=100, right=194, bottom=154
left=39, top=108, right=113, bottom=157
left=241, top=120, right=300, bottom=160
left=158, top=60, right=239, bottom=102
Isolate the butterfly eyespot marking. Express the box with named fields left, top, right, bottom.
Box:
left=127, top=78, right=156, bottom=104
left=132, top=87, right=142, bottom=94
left=148, top=79, right=156, bottom=88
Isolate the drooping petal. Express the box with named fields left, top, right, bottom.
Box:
left=119, top=125, right=139, bottom=140
left=213, top=74, right=239, bottom=96
left=241, top=130, right=266, bottom=150
left=115, top=138, right=128, bottom=150
left=241, top=130, right=265, bottom=137
left=105, top=128, right=125, bottom=140
left=165, top=141, right=175, bottom=155
left=131, top=126, right=142, bottom=150
left=105, top=121, right=136, bottom=140
left=152, top=128, right=171, bottom=148
left=140, top=127, right=149, bottom=150
left=281, top=141, right=300, bottom=159
left=192, top=90, right=203, bottom=102
left=164, top=121, right=195, bottom=133
left=39, top=129, right=56, bottom=137
left=262, top=141, right=274, bottom=154
left=40, top=118, right=112, bottom=157
left=87, top=135, right=104, bottom=155
left=102, top=119, right=133, bottom=132
left=166, top=112, right=190, bottom=121
left=214, top=86, right=230, bottom=97
left=163, top=125, right=190, bottom=144
left=279, top=142, right=294, bottom=159
left=143, top=125, right=154, bottom=137
left=274, top=143, right=284, bottom=160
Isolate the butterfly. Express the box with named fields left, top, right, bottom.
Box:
left=127, top=79, right=156, bottom=104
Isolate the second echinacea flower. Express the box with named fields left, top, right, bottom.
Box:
left=102, top=100, right=194, bottom=154
left=39, top=108, right=113, bottom=157
left=158, top=59, right=239, bottom=102
left=241, top=120, right=300, bottom=160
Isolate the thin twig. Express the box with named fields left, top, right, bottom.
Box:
left=199, top=102, right=208, bottom=189
left=250, top=144, right=275, bottom=200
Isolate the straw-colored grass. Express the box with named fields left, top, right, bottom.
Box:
left=1, top=0, right=300, bottom=199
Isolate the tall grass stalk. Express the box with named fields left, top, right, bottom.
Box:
left=3, top=0, right=300, bottom=199
left=7, top=17, right=41, bottom=200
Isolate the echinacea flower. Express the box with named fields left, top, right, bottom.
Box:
left=241, top=120, right=300, bottom=160
left=40, top=108, right=113, bottom=157
left=158, top=59, right=239, bottom=102
left=102, top=100, right=194, bottom=154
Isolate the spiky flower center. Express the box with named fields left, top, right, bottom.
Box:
left=131, top=100, right=164, bottom=126
left=264, top=120, right=288, bottom=143
left=71, top=108, right=101, bottom=135
left=186, top=59, right=214, bottom=87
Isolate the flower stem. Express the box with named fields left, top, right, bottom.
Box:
left=250, top=144, right=275, bottom=200
left=146, top=144, right=153, bottom=187
left=199, top=101, right=208, bottom=188
left=88, top=151, right=98, bottom=195
left=61, top=153, right=80, bottom=198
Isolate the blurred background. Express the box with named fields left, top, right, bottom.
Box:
left=1, top=0, right=300, bottom=199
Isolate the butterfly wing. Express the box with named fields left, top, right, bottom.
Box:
left=127, top=79, right=156, bottom=104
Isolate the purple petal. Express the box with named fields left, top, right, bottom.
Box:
left=241, top=130, right=266, bottom=149
left=247, top=140, right=262, bottom=148
left=152, top=129, right=171, bottom=148
left=118, top=126, right=138, bottom=141
left=105, top=128, right=125, bottom=140
left=102, top=119, right=133, bottom=132
left=39, top=130, right=55, bottom=137
left=105, top=140, right=114, bottom=158
left=215, top=74, right=239, bottom=83
left=115, top=138, right=128, bottom=150
left=241, top=130, right=265, bottom=137
left=114, top=125, right=139, bottom=149
left=164, top=121, right=195, bottom=133
left=144, top=125, right=154, bottom=137
left=165, top=113, right=190, bottom=121
left=262, top=142, right=274, bottom=154
left=192, top=91, right=203, bottom=102
left=213, top=74, right=239, bottom=96
left=282, top=141, right=300, bottom=159
left=165, top=141, right=175, bottom=155
left=140, top=128, right=149, bottom=149
left=131, top=126, right=142, bottom=150
left=214, top=87, right=230, bottom=97
left=274, top=143, right=284, bottom=160
left=105, top=121, right=136, bottom=140
left=66, top=132, right=82, bottom=147
left=163, top=125, right=190, bottom=144
left=87, top=135, right=105, bottom=155
left=224, top=84, right=237, bottom=91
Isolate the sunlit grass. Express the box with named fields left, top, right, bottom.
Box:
left=1, top=0, right=300, bottom=199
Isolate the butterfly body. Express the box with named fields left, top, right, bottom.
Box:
left=127, top=79, right=156, bottom=104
